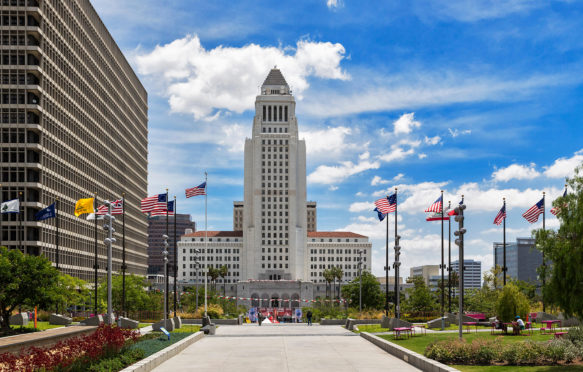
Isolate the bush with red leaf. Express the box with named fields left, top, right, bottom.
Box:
left=0, top=324, right=139, bottom=371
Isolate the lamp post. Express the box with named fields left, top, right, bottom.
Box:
left=162, top=235, right=169, bottom=325
left=103, top=200, right=116, bottom=325
left=454, top=201, right=466, bottom=340
left=358, top=250, right=363, bottom=314
left=194, top=248, right=200, bottom=312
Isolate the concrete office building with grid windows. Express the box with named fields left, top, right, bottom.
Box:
left=177, top=69, right=372, bottom=305
left=0, top=0, right=148, bottom=280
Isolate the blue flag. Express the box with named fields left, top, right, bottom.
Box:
left=35, top=203, right=56, bottom=221
left=374, top=207, right=386, bottom=221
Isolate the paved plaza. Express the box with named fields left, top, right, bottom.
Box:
left=152, top=324, right=420, bottom=372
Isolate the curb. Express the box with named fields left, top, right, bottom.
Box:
left=360, top=332, right=460, bottom=372
left=120, top=331, right=204, bottom=372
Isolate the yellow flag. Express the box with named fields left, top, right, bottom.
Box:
left=75, top=198, right=94, bottom=217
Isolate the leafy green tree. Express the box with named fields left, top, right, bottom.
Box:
left=219, top=265, right=228, bottom=296
left=54, top=274, right=89, bottom=313
left=402, top=276, right=436, bottom=313
left=332, top=266, right=343, bottom=299
left=483, top=265, right=503, bottom=291
left=341, top=271, right=383, bottom=309
left=323, top=269, right=334, bottom=299
left=208, top=267, right=220, bottom=291
left=97, top=274, right=151, bottom=313
left=464, top=266, right=503, bottom=317
left=496, top=282, right=530, bottom=322
left=0, top=247, right=60, bottom=331
left=533, top=164, right=583, bottom=319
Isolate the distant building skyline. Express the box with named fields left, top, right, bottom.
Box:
left=494, top=237, right=541, bottom=284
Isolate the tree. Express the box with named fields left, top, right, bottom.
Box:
left=464, top=266, right=504, bottom=317
left=332, top=266, right=343, bottom=299
left=496, top=282, right=530, bottom=322
left=219, top=265, right=228, bottom=296
left=0, top=247, right=60, bottom=331
left=402, top=276, right=436, bottom=313
left=54, top=274, right=89, bottom=313
left=323, top=269, right=334, bottom=299
left=341, top=271, right=383, bottom=309
left=97, top=274, right=152, bottom=313
left=483, top=265, right=503, bottom=291
left=534, top=163, right=583, bottom=319
left=208, top=267, right=220, bottom=291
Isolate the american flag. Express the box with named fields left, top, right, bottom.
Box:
left=150, top=200, right=174, bottom=217
left=550, top=189, right=567, bottom=216
left=374, top=193, right=396, bottom=214
left=186, top=182, right=206, bottom=198
left=493, top=204, right=506, bottom=225
left=424, top=195, right=443, bottom=213
left=96, top=199, right=123, bottom=216
left=522, top=198, right=544, bottom=223
left=141, top=193, right=167, bottom=213
left=448, top=197, right=464, bottom=216
left=373, top=207, right=386, bottom=221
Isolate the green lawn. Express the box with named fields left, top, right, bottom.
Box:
left=10, top=321, right=63, bottom=331
left=354, top=324, right=389, bottom=333
left=171, top=325, right=200, bottom=333
left=138, top=322, right=152, bottom=328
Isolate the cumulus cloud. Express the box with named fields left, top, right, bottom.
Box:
left=136, top=35, right=349, bottom=120
left=393, top=113, right=421, bottom=134
left=326, top=0, right=342, bottom=9
left=301, top=126, right=360, bottom=160
left=492, top=163, right=540, bottom=182
left=378, top=139, right=421, bottom=162
left=349, top=202, right=373, bottom=213
left=418, top=153, right=428, bottom=159
left=448, top=128, right=472, bottom=138
left=424, top=135, right=442, bottom=145
left=543, top=149, right=583, bottom=178
left=371, top=173, right=404, bottom=186
left=307, top=152, right=380, bottom=184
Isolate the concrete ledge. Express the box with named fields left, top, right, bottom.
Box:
left=360, top=332, right=460, bottom=372
left=345, top=318, right=382, bottom=331
left=0, top=326, right=97, bottom=355
left=320, top=319, right=347, bottom=325
left=183, top=318, right=238, bottom=325
left=120, top=331, right=204, bottom=372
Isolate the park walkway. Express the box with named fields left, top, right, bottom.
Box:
left=152, top=323, right=421, bottom=372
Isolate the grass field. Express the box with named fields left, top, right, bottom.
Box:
left=10, top=321, right=64, bottom=331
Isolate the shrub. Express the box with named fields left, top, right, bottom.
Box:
left=544, top=338, right=580, bottom=364
left=193, top=304, right=223, bottom=319
left=496, top=283, right=530, bottom=322
left=568, top=325, right=583, bottom=343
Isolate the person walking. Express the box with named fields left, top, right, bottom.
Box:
left=306, top=310, right=312, bottom=326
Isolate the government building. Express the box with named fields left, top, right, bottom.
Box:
left=0, top=0, right=148, bottom=280
left=177, top=69, right=372, bottom=307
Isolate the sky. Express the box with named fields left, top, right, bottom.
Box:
left=92, top=0, right=583, bottom=281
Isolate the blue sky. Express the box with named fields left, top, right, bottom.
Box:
left=93, top=0, right=583, bottom=280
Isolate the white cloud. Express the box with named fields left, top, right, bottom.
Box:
left=329, top=185, right=339, bottom=191
left=418, top=153, right=427, bottom=159
left=393, top=113, right=421, bottom=134
left=301, top=126, right=359, bottom=160
left=355, top=192, right=365, bottom=197
left=371, top=173, right=405, bottom=186
left=378, top=139, right=421, bottom=162
left=492, top=163, right=540, bottom=182
left=326, top=0, right=342, bottom=9
left=349, top=202, right=373, bottom=213
left=307, top=152, right=380, bottom=184
left=448, top=128, right=472, bottom=138
left=543, top=149, right=583, bottom=178
left=414, top=0, right=546, bottom=22
left=424, top=135, right=442, bottom=145
left=136, top=35, right=349, bottom=120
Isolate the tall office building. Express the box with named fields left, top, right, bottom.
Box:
left=494, top=237, right=541, bottom=283
left=148, top=214, right=195, bottom=275
left=409, top=265, right=440, bottom=286
left=451, top=259, right=482, bottom=289
left=0, top=0, right=148, bottom=280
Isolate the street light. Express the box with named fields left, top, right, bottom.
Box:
left=103, top=200, right=116, bottom=325
left=393, top=235, right=401, bottom=319
left=454, top=201, right=466, bottom=340
left=357, top=250, right=363, bottom=314
left=162, top=234, right=169, bottom=325
left=194, top=248, right=201, bottom=311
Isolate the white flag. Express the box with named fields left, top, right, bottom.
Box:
left=1, top=199, right=19, bottom=214
left=86, top=213, right=104, bottom=221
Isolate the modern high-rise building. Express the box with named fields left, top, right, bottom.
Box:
left=0, top=0, right=148, bottom=280
left=177, top=69, right=372, bottom=306
left=148, top=214, right=196, bottom=275
left=409, top=265, right=440, bottom=286
left=494, top=237, right=541, bottom=284
left=451, top=259, right=482, bottom=289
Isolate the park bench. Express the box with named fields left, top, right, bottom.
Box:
left=555, top=332, right=567, bottom=339
left=393, top=327, right=412, bottom=340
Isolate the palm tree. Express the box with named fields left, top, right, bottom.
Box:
left=219, top=265, right=228, bottom=296
left=208, top=266, right=220, bottom=291
left=323, top=269, right=334, bottom=299
left=333, top=266, right=344, bottom=300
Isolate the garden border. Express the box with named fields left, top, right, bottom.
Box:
left=360, top=331, right=460, bottom=372
left=120, top=331, right=204, bottom=372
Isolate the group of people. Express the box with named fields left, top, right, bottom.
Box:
left=493, top=315, right=526, bottom=335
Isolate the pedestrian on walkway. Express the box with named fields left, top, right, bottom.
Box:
left=306, top=310, right=312, bottom=326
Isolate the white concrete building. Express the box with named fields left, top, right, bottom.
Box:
left=177, top=69, right=372, bottom=305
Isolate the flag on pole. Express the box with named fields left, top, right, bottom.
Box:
left=35, top=203, right=56, bottom=221
left=424, top=195, right=443, bottom=213
left=1, top=199, right=20, bottom=214
left=426, top=209, right=450, bottom=221
left=373, top=207, right=386, bottom=221
left=74, top=198, right=94, bottom=217
left=186, top=182, right=206, bottom=198
left=96, top=199, right=123, bottom=215
left=86, top=213, right=104, bottom=221
left=448, top=197, right=464, bottom=216
left=151, top=200, right=175, bottom=216
left=493, top=204, right=506, bottom=225
left=374, top=193, right=396, bottom=214
left=550, top=189, right=567, bottom=216
left=522, top=198, right=544, bottom=223
left=141, top=194, right=167, bottom=213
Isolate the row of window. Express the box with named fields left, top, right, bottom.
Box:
left=261, top=263, right=288, bottom=269
left=262, top=105, right=288, bottom=122
left=262, top=126, right=288, bottom=133
left=310, top=248, right=365, bottom=253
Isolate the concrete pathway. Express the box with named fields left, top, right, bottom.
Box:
left=152, top=323, right=421, bottom=372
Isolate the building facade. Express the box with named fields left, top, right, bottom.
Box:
left=148, top=214, right=196, bottom=275
left=0, top=0, right=148, bottom=280
left=177, top=69, right=372, bottom=306
left=410, top=265, right=440, bottom=286
left=451, top=259, right=482, bottom=290
left=494, top=237, right=541, bottom=284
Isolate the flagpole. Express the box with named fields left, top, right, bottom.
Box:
left=0, top=183, right=2, bottom=247
left=173, top=195, right=177, bottom=318
left=56, top=198, right=60, bottom=271
left=18, top=191, right=23, bottom=253
left=384, top=196, right=389, bottom=318
left=94, top=193, right=98, bottom=316
left=448, top=201, right=451, bottom=314
left=440, top=190, right=444, bottom=329
left=542, top=192, right=545, bottom=313
left=204, top=171, right=208, bottom=318
left=503, top=197, right=506, bottom=286
left=122, top=193, right=126, bottom=317
left=165, top=188, right=169, bottom=320
left=394, top=187, right=399, bottom=320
